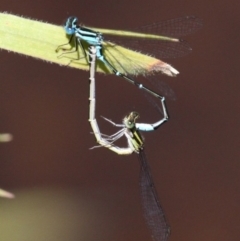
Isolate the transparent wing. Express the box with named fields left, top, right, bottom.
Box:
left=102, top=42, right=152, bottom=76
left=104, top=16, right=203, bottom=59
left=103, top=45, right=176, bottom=101
left=105, top=38, right=192, bottom=59
left=144, top=76, right=176, bottom=101
left=138, top=150, right=170, bottom=241
left=135, top=15, right=203, bottom=37
left=101, top=44, right=176, bottom=119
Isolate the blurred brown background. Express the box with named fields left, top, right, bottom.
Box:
left=0, top=0, right=239, bottom=240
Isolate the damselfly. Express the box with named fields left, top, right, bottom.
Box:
left=57, top=16, right=202, bottom=99
left=88, top=46, right=170, bottom=241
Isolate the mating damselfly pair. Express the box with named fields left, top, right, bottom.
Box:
left=56, top=15, right=202, bottom=99
left=56, top=15, right=202, bottom=241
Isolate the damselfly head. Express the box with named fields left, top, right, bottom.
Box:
left=123, top=112, right=139, bottom=129
left=64, top=16, right=78, bottom=35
